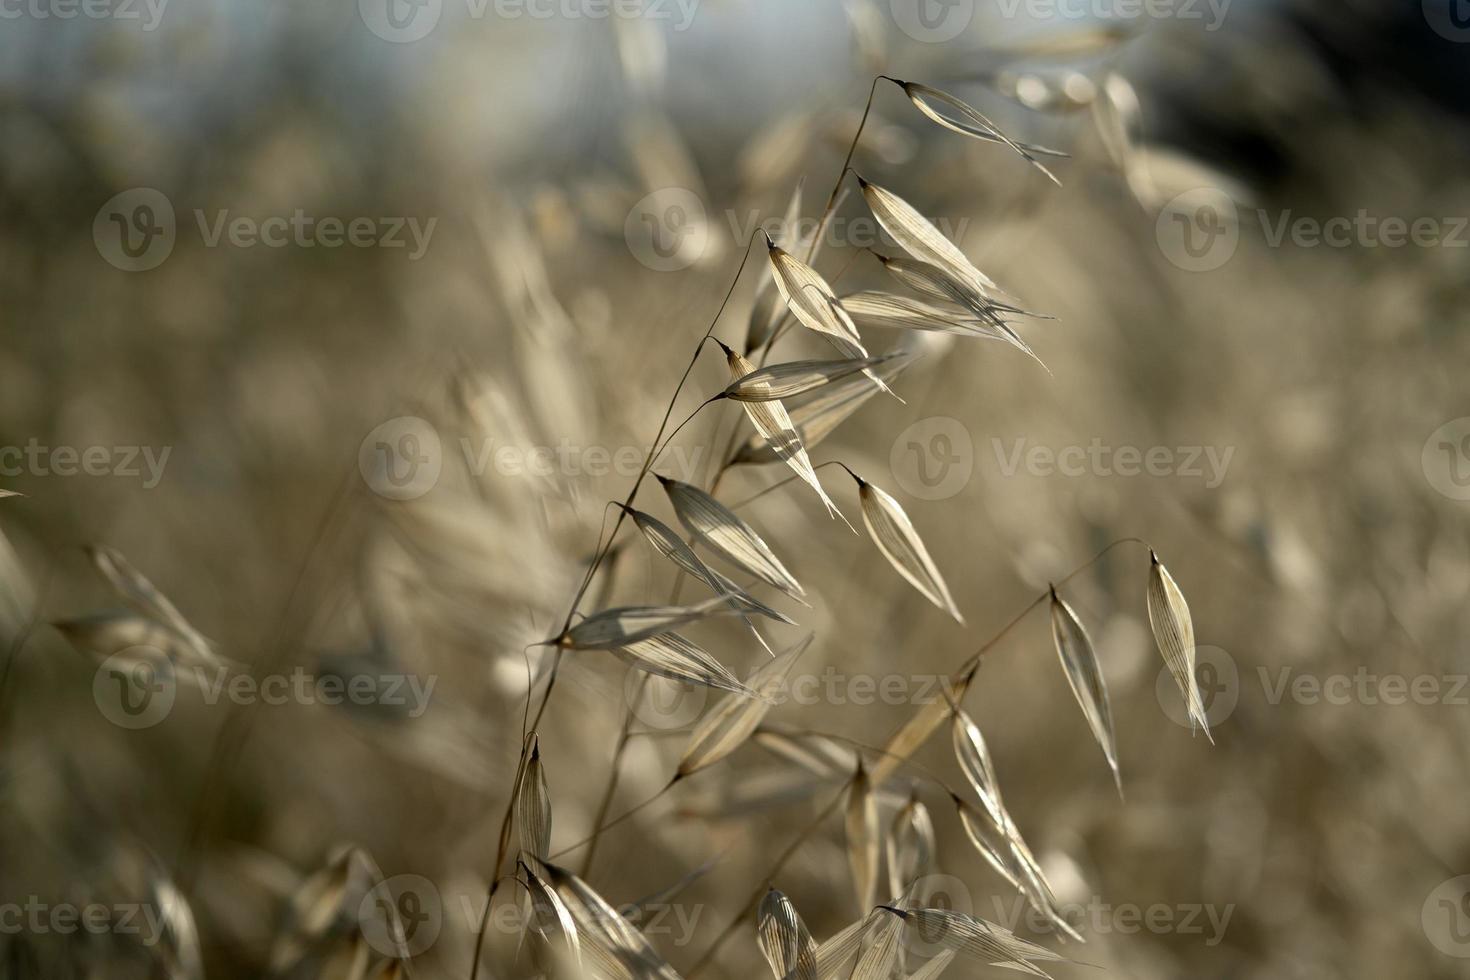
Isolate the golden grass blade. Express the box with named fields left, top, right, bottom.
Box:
left=762, top=238, right=900, bottom=401
left=839, top=291, right=1012, bottom=341
left=631, top=505, right=792, bottom=621
left=558, top=596, right=738, bottom=649
left=813, top=915, right=870, bottom=980
left=268, top=846, right=372, bottom=972
left=614, top=632, right=759, bottom=698
left=757, top=888, right=819, bottom=980
left=954, top=797, right=1022, bottom=891
left=722, top=355, right=898, bottom=403
left=849, top=472, right=964, bottom=623
left=765, top=234, right=864, bottom=348
left=658, top=474, right=806, bottom=599
left=150, top=876, right=204, bottom=980
left=869, top=665, right=973, bottom=786
left=625, top=504, right=794, bottom=629
left=870, top=255, right=1047, bottom=368
left=951, top=709, right=1006, bottom=828
left=51, top=611, right=240, bottom=690
left=1147, top=550, right=1214, bottom=742
left=873, top=252, right=998, bottom=311
left=849, top=909, right=904, bottom=980
left=892, top=908, right=1060, bottom=975
left=1049, top=587, right=1122, bottom=795
left=754, top=724, right=860, bottom=781
left=958, top=796, right=1083, bottom=943
left=677, top=635, right=810, bottom=777
left=896, top=80, right=1061, bottom=184
left=732, top=351, right=920, bottom=464
left=717, top=341, right=850, bottom=524
left=856, top=176, right=997, bottom=294
left=886, top=791, right=935, bottom=900
left=516, top=732, right=552, bottom=861
left=87, top=544, right=217, bottom=663
left=845, top=761, right=881, bottom=915
left=533, top=857, right=681, bottom=980
left=520, top=858, right=582, bottom=970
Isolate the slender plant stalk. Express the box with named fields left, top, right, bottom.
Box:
left=469, top=237, right=764, bottom=980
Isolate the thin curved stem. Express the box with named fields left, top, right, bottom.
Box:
left=472, top=236, right=764, bottom=980
left=802, top=74, right=897, bottom=265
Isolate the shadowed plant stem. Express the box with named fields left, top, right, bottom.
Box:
left=470, top=237, right=763, bottom=980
